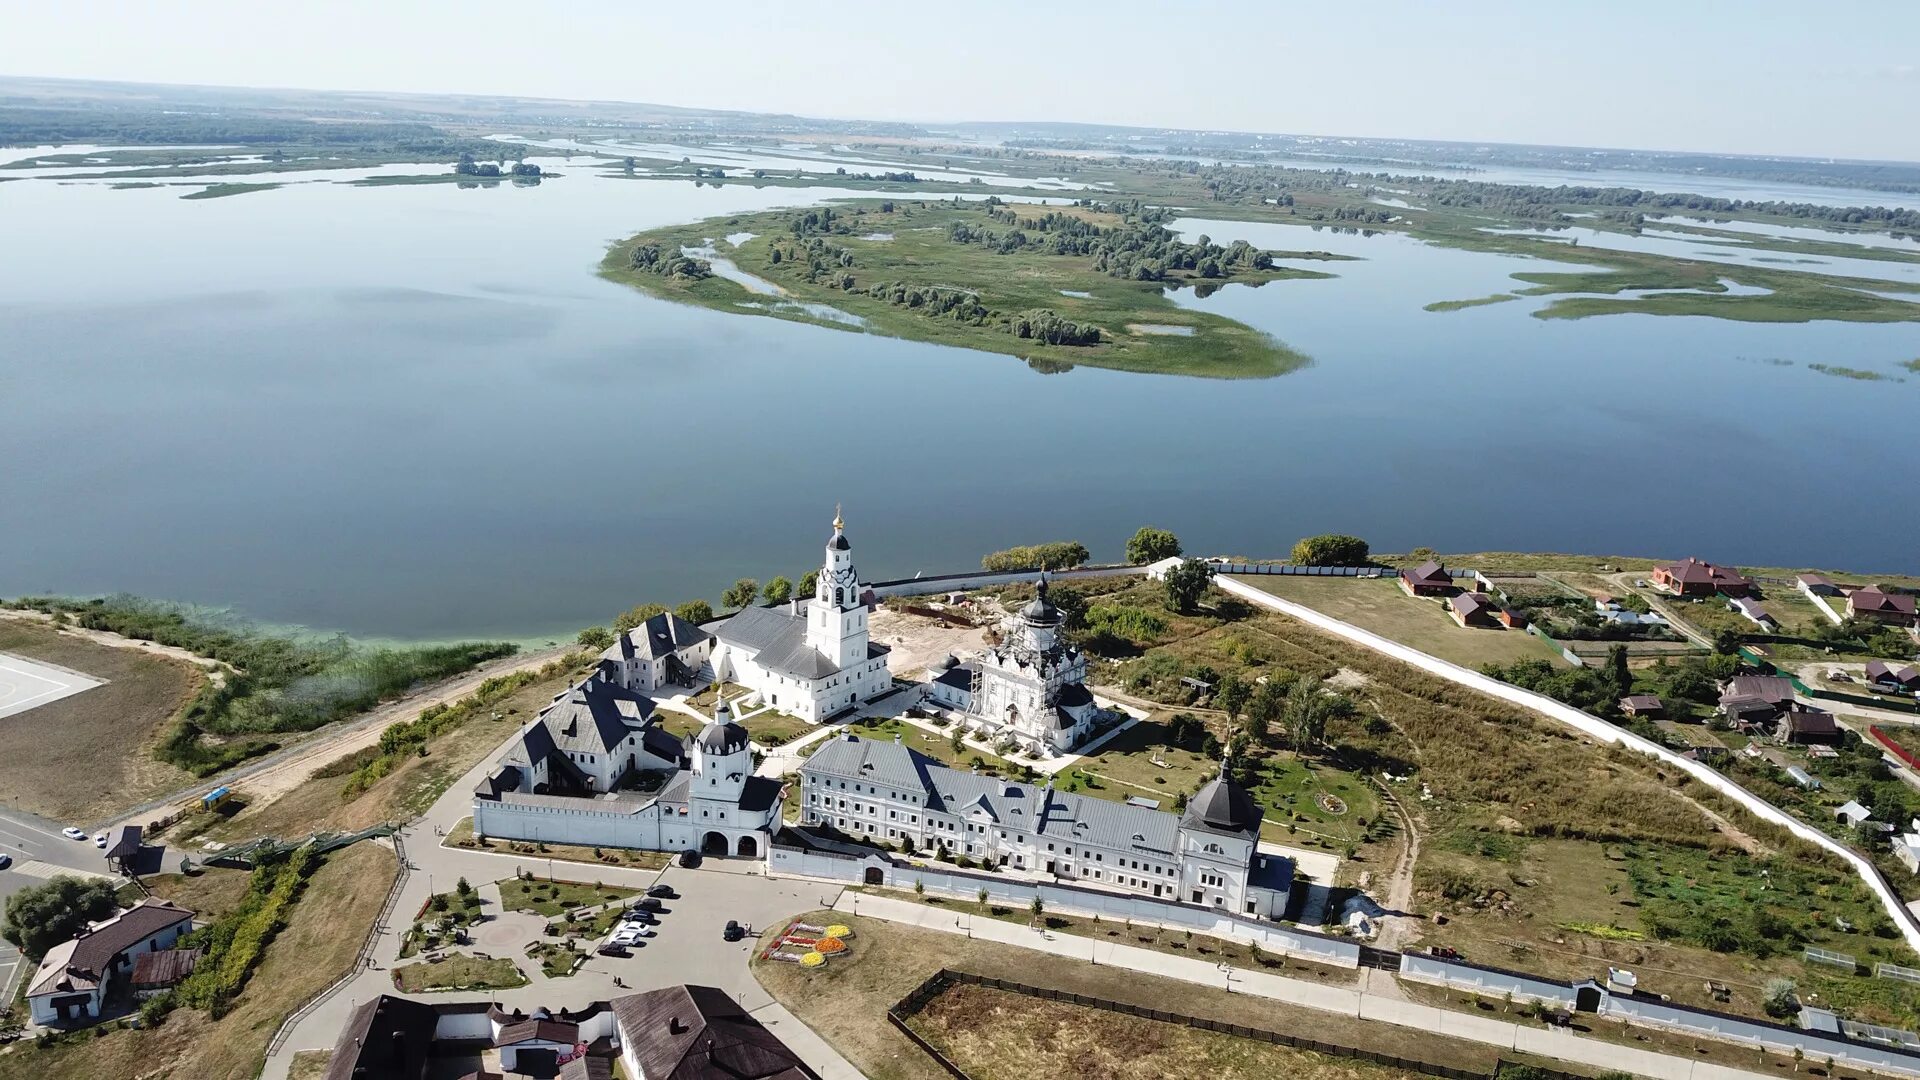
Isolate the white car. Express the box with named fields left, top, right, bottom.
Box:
left=617, top=922, right=656, bottom=939
left=61, top=827, right=86, bottom=841
left=607, top=928, right=644, bottom=948
left=93, top=833, right=108, bottom=849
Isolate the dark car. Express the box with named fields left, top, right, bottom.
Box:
left=646, top=884, right=675, bottom=899
left=723, top=920, right=746, bottom=942
left=635, top=897, right=664, bottom=913
left=678, top=850, right=702, bottom=869
left=625, top=908, right=658, bottom=924
left=596, top=943, right=631, bottom=958
left=1428, top=946, right=1461, bottom=960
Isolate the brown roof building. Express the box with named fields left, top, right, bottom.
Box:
left=612, top=985, right=818, bottom=1080
left=27, top=898, right=196, bottom=1026
left=1399, top=559, right=1458, bottom=597
left=1619, top=694, right=1666, bottom=718
left=1448, top=592, right=1500, bottom=629
left=1652, top=558, right=1754, bottom=598
left=1777, top=709, right=1842, bottom=746
left=1848, top=586, right=1919, bottom=626
left=130, top=947, right=201, bottom=993
left=325, top=995, right=440, bottom=1080
left=1865, top=660, right=1920, bottom=691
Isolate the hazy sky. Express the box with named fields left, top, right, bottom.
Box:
left=4, top=1, right=1915, bottom=161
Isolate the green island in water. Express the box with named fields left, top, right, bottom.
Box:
left=600, top=198, right=1331, bottom=379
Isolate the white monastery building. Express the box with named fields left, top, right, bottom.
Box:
left=796, top=732, right=1294, bottom=917
left=925, top=573, right=1106, bottom=755
left=709, top=508, right=893, bottom=722
left=474, top=691, right=782, bottom=859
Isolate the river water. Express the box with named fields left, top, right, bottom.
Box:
left=1, top=154, right=1916, bottom=641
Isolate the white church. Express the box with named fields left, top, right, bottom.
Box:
left=925, top=573, right=1108, bottom=755
left=708, top=508, right=894, bottom=722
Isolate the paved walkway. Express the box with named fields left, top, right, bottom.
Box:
left=1216, top=575, right=1920, bottom=957
left=836, top=892, right=1776, bottom=1080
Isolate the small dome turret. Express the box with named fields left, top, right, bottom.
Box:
left=695, top=695, right=749, bottom=754
left=1181, top=760, right=1260, bottom=838
left=1020, top=573, right=1061, bottom=625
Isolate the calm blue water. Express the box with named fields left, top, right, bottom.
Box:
left=2, top=162, right=1916, bottom=641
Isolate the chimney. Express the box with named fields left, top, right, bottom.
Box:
left=789, top=598, right=797, bottom=616
left=389, top=1030, right=406, bottom=1061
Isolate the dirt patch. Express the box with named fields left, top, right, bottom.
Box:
left=0, top=619, right=201, bottom=822
left=870, top=605, right=988, bottom=679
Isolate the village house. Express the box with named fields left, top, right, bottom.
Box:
left=923, top=573, right=1109, bottom=755
left=26, top=898, right=195, bottom=1025
left=1717, top=675, right=1797, bottom=727
left=796, top=733, right=1294, bottom=917
left=1448, top=591, right=1501, bottom=629
left=1895, top=822, right=1920, bottom=875
left=1728, top=596, right=1780, bottom=629
left=1848, top=585, right=1919, bottom=626
left=1865, top=660, right=1920, bottom=693
left=1651, top=558, right=1754, bottom=598
left=1836, top=800, right=1874, bottom=829
left=1619, top=694, right=1666, bottom=719
left=1399, top=558, right=1458, bottom=597
left=1776, top=708, right=1842, bottom=746
left=708, top=509, right=893, bottom=723
left=322, top=988, right=816, bottom=1080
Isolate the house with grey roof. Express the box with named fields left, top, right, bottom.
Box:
left=796, top=732, right=1291, bottom=917
left=495, top=665, right=683, bottom=798
left=709, top=510, right=892, bottom=724
left=603, top=612, right=713, bottom=693
left=924, top=573, right=1108, bottom=755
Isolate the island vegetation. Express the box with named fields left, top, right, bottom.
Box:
left=601, top=198, right=1320, bottom=378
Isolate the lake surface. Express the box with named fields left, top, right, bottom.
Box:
left=3, top=157, right=1917, bottom=642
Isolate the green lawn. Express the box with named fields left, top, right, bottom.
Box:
left=1232, top=576, right=1570, bottom=669
left=392, top=954, right=528, bottom=993
left=497, top=876, right=639, bottom=917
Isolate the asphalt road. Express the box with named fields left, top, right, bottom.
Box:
left=0, top=803, right=116, bottom=1001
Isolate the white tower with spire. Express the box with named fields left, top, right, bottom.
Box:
left=805, top=504, right=870, bottom=669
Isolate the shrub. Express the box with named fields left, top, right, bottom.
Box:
left=1290, top=535, right=1370, bottom=566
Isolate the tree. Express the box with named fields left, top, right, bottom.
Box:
left=575, top=626, right=614, bottom=650
left=1605, top=643, right=1631, bottom=697
left=1290, top=534, right=1370, bottom=567
left=3, top=876, right=120, bottom=958
left=1125, top=526, right=1182, bottom=565
left=1214, top=672, right=1251, bottom=720
left=1284, top=676, right=1351, bottom=752
left=1246, top=680, right=1285, bottom=745
left=1163, top=558, right=1214, bottom=613
left=1030, top=895, right=1044, bottom=919
left=613, top=603, right=668, bottom=634
left=762, top=576, right=793, bottom=604
left=977, top=887, right=989, bottom=906
left=1762, top=977, right=1798, bottom=1018
left=798, top=570, right=819, bottom=597
left=981, top=541, right=1091, bottom=573
left=721, top=578, right=760, bottom=611
left=675, top=600, right=714, bottom=625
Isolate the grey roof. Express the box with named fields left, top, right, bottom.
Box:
left=802, top=734, right=1183, bottom=854
left=609, top=613, right=713, bottom=661
left=716, top=605, right=808, bottom=653
left=714, top=603, right=886, bottom=681
left=541, top=679, right=657, bottom=756
left=1182, top=769, right=1262, bottom=839
left=106, top=824, right=142, bottom=859
left=740, top=776, right=783, bottom=813
left=1055, top=683, right=1093, bottom=708
left=696, top=720, right=750, bottom=754
left=933, top=664, right=975, bottom=691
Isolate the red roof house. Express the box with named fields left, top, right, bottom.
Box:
left=1399, top=559, right=1458, bottom=597
left=1848, top=586, right=1918, bottom=626
left=1652, top=558, right=1754, bottom=598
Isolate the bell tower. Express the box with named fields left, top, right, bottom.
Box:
left=806, top=504, right=869, bottom=668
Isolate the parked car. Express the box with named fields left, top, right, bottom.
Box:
left=93, top=833, right=108, bottom=849
left=624, top=909, right=658, bottom=924
left=723, top=920, right=746, bottom=942
left=678, top=850, right=701, bottom=869
left=635, top=897, right=664, bottom=913
left=0, top=854, right=12, bottom=870
left=608, top=928, right=644, bottom=948
left=618, top=922, right=656, bottom=939
left=596, top=943, right=631, bottom=958
left=61, top=827, right=86, bottom=841
left=646, top=884, right=675, bottom=899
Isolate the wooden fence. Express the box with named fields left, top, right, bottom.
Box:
left=888, top=968, right=1513, bottom=1079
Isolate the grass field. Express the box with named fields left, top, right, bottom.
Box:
left=752, top=911, right=1519, bottom=1080
left=1232, top=576, right=1569, bottom=670
left=288, top=1050, right=331, bottom=1080
left=0, top=619, right=200, bottom=821
left=193, top=662, right=587, bottom=845
left=908, top=981, right=1420, bottom=1080
left=600, top=201, right=1317, bottom=379
left=0, top=842, right=395, bottom=1080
